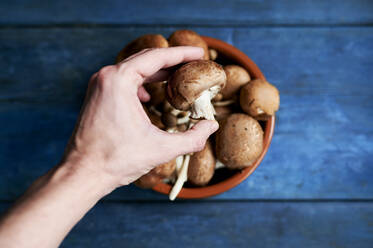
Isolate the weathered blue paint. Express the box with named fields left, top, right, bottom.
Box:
left=1, top=0, right=373, bottom=25
left=0, top=27, right=372, bottom=200
left=2, top=202, right=372, bottom=248
left=1, top=1, right=373, bottom=246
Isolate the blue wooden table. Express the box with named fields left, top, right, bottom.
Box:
left=1, top=1, right=373, bottom=247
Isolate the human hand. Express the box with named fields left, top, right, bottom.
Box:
left=62, top=47, right=219, bottom=192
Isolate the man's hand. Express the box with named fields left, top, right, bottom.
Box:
left=63, top=46, right=218, bottom=190
left=0, top=47, right=218, bottom=248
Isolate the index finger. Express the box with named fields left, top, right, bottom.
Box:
left=119, top=46, right=204, bottom=86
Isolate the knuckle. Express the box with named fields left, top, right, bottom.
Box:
left=95, top=66, right=116, bottom=89
left=97, top=66, right=115, bottom=80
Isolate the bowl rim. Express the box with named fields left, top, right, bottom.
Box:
left=152, top=35, right=275, bottom=199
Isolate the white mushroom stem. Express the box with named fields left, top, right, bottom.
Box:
left=257, top=107, right=264, bottom=114
left=215, top=160, right=225, bottom=169
left=166, top=127, right=177, bottom=133
left=213, top=99, right=235, bottom=107
left=176, top=112, right=190, bottom=125
left=170, top=108, right=182, bottom=116
left=169, top=154, right=190, bottom=201
left=175, top=155, right=184, bottom=177
left=149, top=106, right=162, bottom=116
left=191, top=90, right=216, bottom=120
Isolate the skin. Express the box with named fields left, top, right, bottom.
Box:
left=0, top=47, right=218, bottom=248
left=168, top=30, right=209, bottom=60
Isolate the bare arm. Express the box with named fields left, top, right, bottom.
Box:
left=0, top=47, right=218, bottom=248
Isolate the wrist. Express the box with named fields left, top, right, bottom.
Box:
left=55, top=155, right=118, bottom=200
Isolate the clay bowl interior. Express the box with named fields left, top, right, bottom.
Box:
left=152, top=36, right=275, bottom=199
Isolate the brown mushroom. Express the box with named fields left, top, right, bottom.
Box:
left=116, top=34, right=168, bottom=63
left=240, top=79, right=280, bottom=120
left=212, top=92, right=223, bottom=102
left=214, top=106, right=233, bottom=121
left=153, top=159, right=177, bottom=178
left=143, top=105, right=165, bottom=129
left=134, top=170, right=162, bottom=189
left=176, top=123, right=188, bottom=132
left=216, top=113, right=263, bottom=169
left=221, top=65, right=251, bottom=100
left=168, top=30, right=209, bottom=60
left=209, top=48, right=218, bottom=60
left=144, top=81, right=166, bottom=106
left=167, top=60, right=226, bottom=120
left=187, top=141, right=215, bottom=186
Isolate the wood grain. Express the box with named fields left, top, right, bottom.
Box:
left=1, top=27, right=372, bottom=200
left=2, top=201, right=372, bottom=248
left=1, top=0, right=373, bottom=25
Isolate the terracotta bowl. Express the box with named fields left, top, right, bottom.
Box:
left=152, top=36, right=275, bottom=199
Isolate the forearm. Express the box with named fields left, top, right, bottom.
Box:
left=0, top=160, right=115, bottom=248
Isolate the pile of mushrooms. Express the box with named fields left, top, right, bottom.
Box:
left=116, top=30, right=280, bottom=200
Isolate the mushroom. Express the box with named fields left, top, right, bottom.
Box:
left=169, top=154, right=190, bottom=201
left=209, top=48, right=218, bottom=60
left=153, top=159, right=177, bottom=178
left=212, top=92, right=223, bottom=102
left=167, top=60, right=226, bottom=120
left=214, top=105, right=233, bottom=121
left=221, top=65, right=251, bottom=100
left=116, top=34, right=168, bottom=63
left=144, top=105, right=165, bottom=129
left=176, top=123, right=188, bottom=132
left=168, top=30, right=209, bottom=60
left=134, top=170, right=162, bottom=189
left=239, top=79, right=280, bottom=120
left=144, top=81, right=166, bottom=106
left=216, top=113, right=263, bottom=169
left=161, top=112, right=190, bottom=127
left=187, top=141, right=215, bottom=186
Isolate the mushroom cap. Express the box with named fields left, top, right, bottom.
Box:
left=221, top=65, right=251, bottom=100
left=216, top=113, right=263, bottom=169
left=168, top=30, right=209, bottom=60
left=153, top=159, right=177, bottom=178
left=187, top=141, right=215, bottom=186
left=240, top=79, right=280, bottom=119
left=214, top=106, right=233, bottom=121
left=116, top=34, right=168, bottom=63
left=167, top=60, right=226, bottom=111
left=144, top=81, right=166, bottom=106
left=134, top=171, right=162, bottom=189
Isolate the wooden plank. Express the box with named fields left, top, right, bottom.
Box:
left=0, top=27, right=372, bottom=201
left=1, top=201, right=372, bottom=247
left=1, top=0, right=373, bottom=25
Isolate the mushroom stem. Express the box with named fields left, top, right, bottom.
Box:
left=149, top=106, right=162, bottom=116
left=191, top=90, right=216, bottom=120
left=213, top=99, right=235, bottom=107
left=169, top=154, right=190, bottom=201
left=215, top=160, right=225, bottom=169
left=175, top=155, right=184, bottom=177
left=177, top=112, right=190, bottom=125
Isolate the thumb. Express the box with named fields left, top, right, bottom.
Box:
left=164, top=120, right=219, bottom=157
